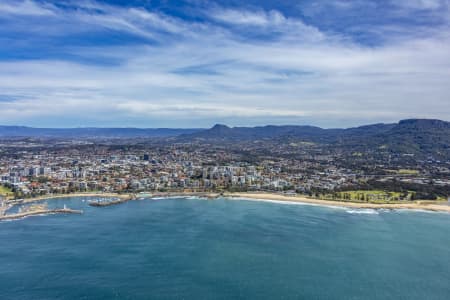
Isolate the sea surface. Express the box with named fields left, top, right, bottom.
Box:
left=1, top=197, right=450, bottom=300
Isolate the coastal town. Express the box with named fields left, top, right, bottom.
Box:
left=1, top=137, right=449, bottom=205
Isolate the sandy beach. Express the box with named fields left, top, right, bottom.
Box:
left=223, top=192, right=450, bottom=213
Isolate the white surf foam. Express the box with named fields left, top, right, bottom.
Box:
left=346, top=209, right=379, bottom=215
left=393, top=208, right=450, bottom=214
left=149, top=196, right=193, bottom=200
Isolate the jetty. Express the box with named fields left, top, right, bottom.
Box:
left=0, top=208, right=83, bottom=221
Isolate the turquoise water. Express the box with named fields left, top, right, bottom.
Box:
left=1, top=197, right=450, bottom=300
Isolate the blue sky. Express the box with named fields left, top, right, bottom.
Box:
left=0, top=0, right=449, bottom=128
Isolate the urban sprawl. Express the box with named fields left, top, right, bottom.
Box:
left=1, top=138, right=449, bottom=203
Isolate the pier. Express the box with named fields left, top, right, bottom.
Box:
left=0, top=208, right=83, bottom=221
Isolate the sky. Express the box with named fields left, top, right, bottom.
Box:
left=0, top=0, right=449, bottom=128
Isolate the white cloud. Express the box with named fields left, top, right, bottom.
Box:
left=209, top=8, right=283, bottom=26
left=0, top=0, right=449, bottom=127
left=0, top=0, right=55, bottom=16
left=299, top=0, right=378, bottom=17
left=393, top=0, right=446, bottom=10
left=71, top=2, right=195, bottom=37
left=208, top=7, right=325, bottom=42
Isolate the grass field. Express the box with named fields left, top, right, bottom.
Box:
left=0, top=185, right=14, bottom=199
left=384, top=169, right=420, bottom=175
left=335, top=190, right=414, bottom=202
left=289, top=142, right=316, bottom=147
left=397, top=169, right=420, bottom=175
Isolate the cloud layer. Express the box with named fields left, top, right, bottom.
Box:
left=0, top=0, right=449, bottom=128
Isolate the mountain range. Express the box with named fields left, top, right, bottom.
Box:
left=185, top=119, right=449, bottom=141
left=0, top=119, right=449, bottom=158
left=187, top=119, right=449, bottom=156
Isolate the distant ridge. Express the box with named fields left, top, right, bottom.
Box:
left=182, top=122, right=387, bottom=141
left=184, top=119, right=449, bottom=140
left=0, top=126, right=203, bottom=138
left=179, top=119, right=450, bottom=158
left=1, top=120, right=449, bottom=153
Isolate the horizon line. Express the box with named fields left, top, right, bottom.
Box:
left=0, top=118, right=448, bottom=131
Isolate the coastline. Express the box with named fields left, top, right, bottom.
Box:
left=5, top=191, right=450, bottom=213
left=0, top=205, right=11, bottom=216
left=223, top=192, right=450, bottom=213
left=11, top=192, right=133, bottom=204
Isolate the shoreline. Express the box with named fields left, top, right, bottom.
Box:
left=5, top=191, right=450, bottom=213
left=7, top=192, right=133, bottom=205
left=222, top=192, right=450, bottom=213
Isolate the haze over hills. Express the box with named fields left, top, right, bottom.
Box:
left=0, top=126, right=203, bottom=138
left=1, top=119, right=449, bottom=158
left=184, top=119, right=450, bottom=159
left=186, top=119, right=447, bottom=140
left=2, top=119, right=448, bottom=139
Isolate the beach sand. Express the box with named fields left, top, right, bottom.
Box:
left=223, top=192, right=450, bottom=213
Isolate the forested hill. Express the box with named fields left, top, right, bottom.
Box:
left=1, top=119, right=449, bottom=159
left=181, top=119, right=450, bottom=159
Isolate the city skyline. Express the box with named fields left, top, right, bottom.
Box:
left=1, top=0, right=450, bottom=128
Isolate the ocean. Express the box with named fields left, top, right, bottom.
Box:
left=1, top=197, right=449, bottom=299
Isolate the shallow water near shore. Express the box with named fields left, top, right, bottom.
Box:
left=1, top=196, right=450, bottom=299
